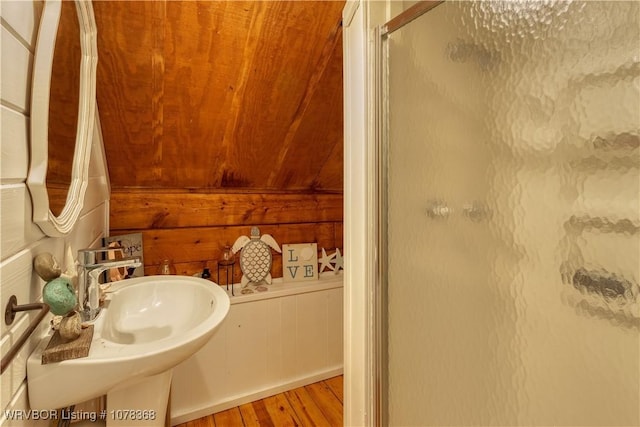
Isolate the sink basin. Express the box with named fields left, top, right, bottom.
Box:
left=27, top=275, right=230, bottom=412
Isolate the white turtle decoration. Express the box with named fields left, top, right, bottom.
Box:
left=232, top=226, right=281, bottom=291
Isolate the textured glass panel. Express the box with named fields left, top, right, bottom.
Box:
left=383, top=2, right=640, bottom=426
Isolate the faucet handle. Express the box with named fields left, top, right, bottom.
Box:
left=78, top=247, right=124, bottom=265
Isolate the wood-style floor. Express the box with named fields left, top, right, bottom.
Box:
left=175, top=375, right=343, bottom=427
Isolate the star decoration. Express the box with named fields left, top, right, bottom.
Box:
left=332, top=248, right=344, bottom=273
left=319, top=248, right=336, bottom=273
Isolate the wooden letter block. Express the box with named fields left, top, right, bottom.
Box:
left=283, top=243, right=318, bottom=282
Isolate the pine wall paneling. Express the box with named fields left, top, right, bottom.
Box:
left=109, top=192, right=343, bottom=229
left=110, top=190, right=343, bottom=279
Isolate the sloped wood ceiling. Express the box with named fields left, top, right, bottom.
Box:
left=93, top=1, right=344, bottom=192
left=94, top=1, right=344, bottom=276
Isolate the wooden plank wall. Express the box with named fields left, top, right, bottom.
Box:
left=98, top=1, right=346, bottom=279
left=110, top=190, right=343, bottom=279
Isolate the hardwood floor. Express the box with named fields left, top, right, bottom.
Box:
left=175, top=375, right=343, bottom=427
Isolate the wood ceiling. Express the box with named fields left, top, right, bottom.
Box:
left=93, top=1, right=345, bottom=192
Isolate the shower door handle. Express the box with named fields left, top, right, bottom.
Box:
left=426, top=201, right=490, bottom=220
left=426, top=201, right=451, bottom=219
left=462, top=202, right=490, bottom=222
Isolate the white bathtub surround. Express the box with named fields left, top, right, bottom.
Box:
left=170, top=273, right=343, bottom=425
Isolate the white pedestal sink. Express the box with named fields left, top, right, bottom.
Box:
left=27, top=275, right=230, bottom=426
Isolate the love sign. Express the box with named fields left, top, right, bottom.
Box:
left=282, top=243, right=318, bottom=282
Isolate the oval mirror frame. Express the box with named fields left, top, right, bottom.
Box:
left=28, top=0, right=97, bottom=236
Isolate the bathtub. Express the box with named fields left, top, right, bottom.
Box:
left=170, top=273, right=343, bottom=425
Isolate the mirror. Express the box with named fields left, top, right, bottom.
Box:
left=47, top=1, right=82, bottom=217
left=28, top=0, right=98, bottom=236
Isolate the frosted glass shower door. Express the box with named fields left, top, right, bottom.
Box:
left=382, top=2, right=640, bottom=426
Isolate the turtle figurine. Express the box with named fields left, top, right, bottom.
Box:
left=232, top=226, right=281, bottom=292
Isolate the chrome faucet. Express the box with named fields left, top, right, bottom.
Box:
left=77, top=248, right=142, bottom=321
